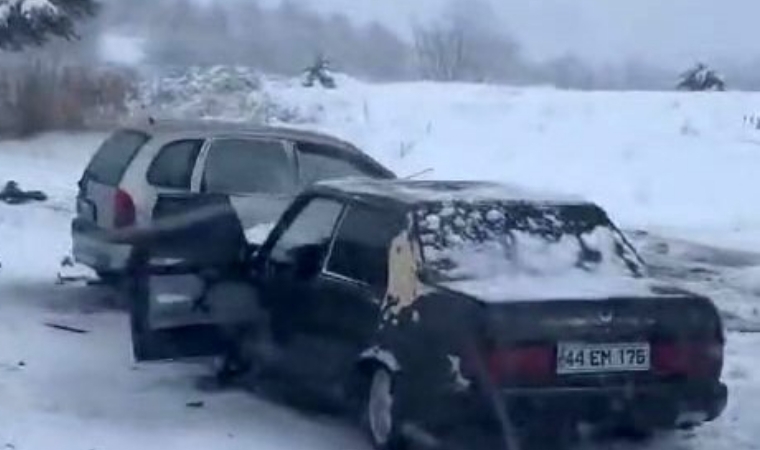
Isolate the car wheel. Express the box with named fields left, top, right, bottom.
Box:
left=364, top=368, right=404, bottom=450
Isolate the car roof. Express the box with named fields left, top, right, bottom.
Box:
left=122, top=118, right=364, bottom=153
left=309, top=178, right=588, bottom=209
left=119, top=118, right=395, bottom=178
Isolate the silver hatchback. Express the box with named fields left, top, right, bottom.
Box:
left=72, top=120, right=395, bottom=279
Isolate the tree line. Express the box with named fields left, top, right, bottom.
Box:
left=0, top=0, right=753, bottom=91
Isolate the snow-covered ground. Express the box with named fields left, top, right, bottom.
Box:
left=1, top=80, right=760, bottom=449
left=268, top=79, right=760, bottom=247
left=0, top=151, right=366, bottom=449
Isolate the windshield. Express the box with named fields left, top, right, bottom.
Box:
left=416, top=201, right=644, bottom=283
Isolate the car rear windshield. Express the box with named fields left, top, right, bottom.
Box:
left=415, top=201, right=644, bottom=283
left=85, top=129, right=150, bottom=186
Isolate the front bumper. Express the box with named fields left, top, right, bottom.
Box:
left=419, top=380, right=728, bottom=431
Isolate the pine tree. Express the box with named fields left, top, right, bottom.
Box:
left=677, top=62, right=726, bottom=91
left=0, top=0, right=99, bottom=51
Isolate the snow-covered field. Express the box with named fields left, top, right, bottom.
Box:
left=269, top=79, right=760, bottom=248
left=1, top=80, right=760, bottom=449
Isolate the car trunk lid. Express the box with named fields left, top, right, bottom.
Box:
left=459, top=294, right=724, bottom=388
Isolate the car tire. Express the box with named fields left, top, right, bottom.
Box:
left=363, top=368, right=405, bottom=450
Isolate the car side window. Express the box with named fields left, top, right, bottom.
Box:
left=268, top=197, right=344, bottom=266
left=203, top=138, right=296, bottom=194
left=326, top=205, right=404, bottom=291
left=297, top=142, right=386, bottom=186
left=147, top=139, right=204, bottom=189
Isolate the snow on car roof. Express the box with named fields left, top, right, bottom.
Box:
left=314, top=178, right=586, bottom=205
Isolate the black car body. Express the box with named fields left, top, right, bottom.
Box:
left=129, top=179, right=727, bottom=448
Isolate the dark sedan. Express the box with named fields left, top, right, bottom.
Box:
left=128, top=179, right=727, bottom=449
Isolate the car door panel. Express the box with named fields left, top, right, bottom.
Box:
left=254, top=197, right=346, bottom=383
left=146, top=273, right=207, bottom=330
left=261, top=276, right=378, bottom=400
left=128, top=192, right=252, bottom=362
left=267, top=205, right=403, bottom=397
left=306, top=274, right=381, bottom=382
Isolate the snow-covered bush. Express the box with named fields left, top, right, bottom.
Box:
left=301, top=55, right=337, bottom=89
left=0, top=64, right=320, bottom=137
left=0, top=61, right=136, bottom=137
left=133, top=66, right=318, bottom=125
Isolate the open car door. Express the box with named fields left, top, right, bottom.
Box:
left=129, top=193, right=259, bottom=362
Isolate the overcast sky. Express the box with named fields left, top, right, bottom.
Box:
left=255, top=0, right=759, bottom=68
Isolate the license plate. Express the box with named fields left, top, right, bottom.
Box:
left=557, top=342, right=650, bottom=374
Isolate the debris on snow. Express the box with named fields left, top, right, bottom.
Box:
left=44, top=322, right=89, bottom=334
left=56, top=255, right=99, bottom=285
left=0, top=180, right=47, bottom=205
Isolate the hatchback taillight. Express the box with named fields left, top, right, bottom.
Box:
left=114, top=189, right=135, bottom=228
left=652, top=340, right=723, bottom=378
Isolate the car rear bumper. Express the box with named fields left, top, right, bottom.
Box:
left=501, top=381, right=727, bottom=427
left=71, top=219, right=132, bottom=273
left=418, top=380, right=727, bottom=431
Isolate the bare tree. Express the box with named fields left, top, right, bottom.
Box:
left=413, top=0, right=525, bottom=83
left=413, top=22, right=466, bottom=81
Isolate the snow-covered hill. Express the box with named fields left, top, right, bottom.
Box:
left=265, top=79, right=760, bottom=250
left=2, top=78, right=760, bottom=449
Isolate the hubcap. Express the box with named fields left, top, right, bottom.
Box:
left=368, top=370, right=394, bottom=446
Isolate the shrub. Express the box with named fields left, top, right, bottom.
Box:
left=0, top=61, right=137, bottom=137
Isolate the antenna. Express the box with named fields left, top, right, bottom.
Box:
left=403, top=168, right=434, bottom=180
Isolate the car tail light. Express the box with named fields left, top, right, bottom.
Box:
left=483, top=345, right=554, bottom=385
left=114, top=189, right=136, bottom=228
left=652, top=340, right=723, bottom=378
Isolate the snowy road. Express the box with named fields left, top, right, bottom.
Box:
left=0, top=203, right=369, bottom=450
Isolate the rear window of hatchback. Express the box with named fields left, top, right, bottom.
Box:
left=85, top=129, right=151, bottom=186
